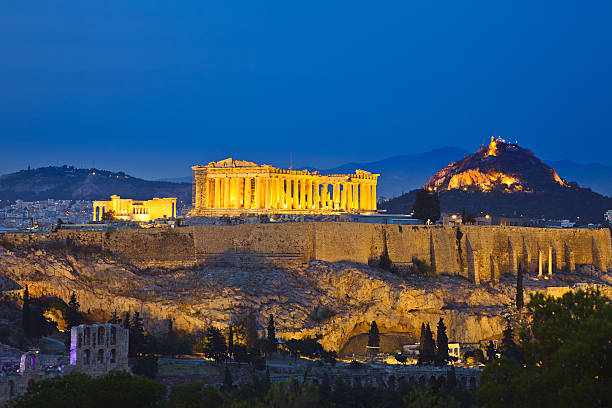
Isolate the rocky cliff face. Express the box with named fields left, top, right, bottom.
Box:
left=1, top=244, right=610, bottom=353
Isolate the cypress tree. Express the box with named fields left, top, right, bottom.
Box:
left=516, top=264, right=524, bottom=310
left=367, top=321, right=380, bottom=348
left=485, top=340, right=497, bottom=362
left=228, top=325, right=234, bottom=358
left=108, top=309, right=120, bottom=324
left=267, top=314, right=277, bottom=353
left=22, top=285, right=31, bottom=337
left=419, top=323, right=436, bottom=365
left=66, top=291, right=82, bottom=328
left=123, top=312, right=131, bottom=330
left=130, top=311, right=145, bottom=357
left=418, top=322, right=426, bottom=356
left=435, top=317, right=449, bottom=365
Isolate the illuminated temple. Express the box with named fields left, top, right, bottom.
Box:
left=190, top=158, right=378, bottom=215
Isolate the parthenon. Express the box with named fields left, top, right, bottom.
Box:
left=190, top=158, right=379, bottom=216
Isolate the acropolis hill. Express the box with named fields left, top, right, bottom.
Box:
left=0, top=224, right=611, bottom=353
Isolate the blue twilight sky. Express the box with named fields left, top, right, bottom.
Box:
left=1, top=1, right=611, bottom=179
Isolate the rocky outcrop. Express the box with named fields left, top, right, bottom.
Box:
left=1, top=245, right=610, bottom=353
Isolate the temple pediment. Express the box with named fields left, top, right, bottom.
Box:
left=207, top=158, right=259, bottom=168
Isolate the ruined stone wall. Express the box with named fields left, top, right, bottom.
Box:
left=1, top=224, right=609, bottom=282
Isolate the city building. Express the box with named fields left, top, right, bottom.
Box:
left=190, top=158, right=379, bottom=216
left=92, top=195, right=177, bottom=222
left=605, top=210, right=612, bottom=226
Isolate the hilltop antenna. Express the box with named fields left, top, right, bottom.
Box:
left=290, top=152, right=293, bottom=170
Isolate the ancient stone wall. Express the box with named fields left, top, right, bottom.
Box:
left=1, top=224, right=610, bottom=283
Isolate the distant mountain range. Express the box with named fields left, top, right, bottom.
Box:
left=0, top=166, right=191, bottom=205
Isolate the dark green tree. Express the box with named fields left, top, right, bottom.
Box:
left=233, top=344, right=250, bottom=366
left=367, top=320, right=380, bottom=348
left=22, top=285, right=31, bottom=337
left=516, top=264, right=524, bottom=310
left=227, top=325, right=234, bottom=358
left=131, top=355, right=158, bottom=379
left=122, top=311, right=131, bottom=330
left=108, top=309, right=120, bottom=324
left=435, top=317, right=450, bottom=365
left=501, top=319, right=518, bottom=358
left=485, top=340, right=497, bottom=362
left=267, top=314, right=277, bottom=353
left=418, top=322, right=436, bottom=365
left=130, top=311, right=145, bottom=357
left=203, top=326, right=226, bottom=362
left=167, top=382, right=223, bottom=408
left=412, top=189, right=440, bottom=223
left=66, top=291, right=82, bottom=328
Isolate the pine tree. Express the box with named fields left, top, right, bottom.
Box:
left=267, top=314, right=277, bottom=353
left=485, top=340, right=497, bottom=362
left=227, top=325, right=234, bottom=358
left=130, top=311, right=145, bottom=357
left=516, top=264, right=524, bottom=310
left=66, top=291, right=82, bottom=328
left=108, top=309, right=120, bottom=324
left=435, top=317, right=449, bottom=365
left=367, top=321, right=380, bottom=348
left=22, top=285, right=31, bottom=337
left=418, top=322, right=426, bottom=358
left=419, top=323, right=436, bottom=365
left=203, top=326, right=227, bottom=362
left=121, top=311, right=129, bottom=326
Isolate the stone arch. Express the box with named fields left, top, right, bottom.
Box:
left=97, top=349, right=104, bottom=364
left=429, top=375, right=436, bottom=385
left=469, top=376, right=476, bottom=389
left=28, top=354, right=36, bottom=370
left=84, top=327, right=91, bottom=345
left=84, top=349, right=91, bottom=364
left=419, top=376, right=425, bottom=385
left=111, top=326, right=117, bottom=345
left=95, top=206, right=101, bottom=221
left=8, top=380, right=15, bottom=397
left=110, top=349, right=116, bottom=363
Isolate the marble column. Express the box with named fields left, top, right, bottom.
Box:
left=548, top=246, right=553, bottom=276
left=263, top=178, right=269, bottom=208
left=279, top=179, right=286, bottom=209
left=234, top=177, right=241, bottom=209
left=291, top=179, right=298, bottom=209
left=340, top=183, right=347, bottom=210
left=370, top=184, right=377, bottom=210
left=346, top=183, right=352, bottom=210
left=194, top=175, right=202, bottom=210
left=275, top=178, right=281, bottom=209
left=255, top=178, right=262, bottom=209
left=214, top=178, right=221, bottom=208
left=244, top=177, right=252, bottom=209
left=223, top=178, right=230, bottom=209
left=538, top=249, right=543, bottom=278
left=333, top=183, right=340, bottom=210
left=203, top=178, right=209, bottom=209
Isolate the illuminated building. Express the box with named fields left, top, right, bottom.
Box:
left=92, top=195, right=176, bottom=222
left=190, top=158, right=378, bottom=216
left=605, top=209, right=612, bottom=226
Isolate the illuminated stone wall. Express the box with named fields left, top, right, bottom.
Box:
left=190, top=158, right=379, bottom=215
left=92, top=195, right=177, bottom=222
left=70, top=324, right=129, bottom=375
left=1, top=224, right=610, bottom=283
